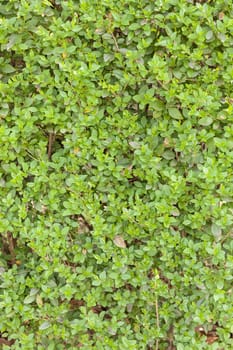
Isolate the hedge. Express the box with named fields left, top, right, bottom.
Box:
left=1, top=0, right=233, bottom=349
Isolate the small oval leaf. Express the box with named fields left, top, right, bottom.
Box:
left=36, top=294, right=43, bottom=307
left=211, top=223, right=222, bottom=241
left=129, top=141, right=140, bottom=149
left=198, top=117, right=213, bottom=126
left=206, top=30, right=213, bottom=40
left=168, top=108, right=182, bottom=120
left=24, top=295, right=36, bottom=304
left=39, top=321, right=51, bottom=330
left=113, top=235, right=126, bottom=248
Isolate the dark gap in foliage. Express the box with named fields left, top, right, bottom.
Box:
left=0, top=232, right=17, bottom=266
left=10, top=55, right=25, bottom=69
left=0, top=333, right=15, bottom=346
left=49, top=0, right=62, bottom=11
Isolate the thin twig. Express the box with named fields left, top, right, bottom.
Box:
left=26, top=150, right=38, bottom=161
left=220, top=230, right=233, bottom=244
left=111, top=33, right=119, bottom=51
left=7, top=232, right=16, bottom=264
left=155, top=296, right=160, bottom=350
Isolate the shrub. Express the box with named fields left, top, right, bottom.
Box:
left=1, top=0, right=233, bottom=349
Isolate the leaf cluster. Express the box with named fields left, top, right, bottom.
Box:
left=1, top=0, right=233, bottom=349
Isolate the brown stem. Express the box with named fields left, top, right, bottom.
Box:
left=7, top=232, right=16, bottom=264
left=0, top=336, right=15, bottom=346
left=47, top=132, right=56, bottom=160
left=155, top=296, right=160, bottom=350
left=167, top=325, right=174, bottom=350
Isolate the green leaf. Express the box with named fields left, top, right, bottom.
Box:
left=24, top=295, right=36, bottom=304
left=206, top=30, right=213, bottom=40
left=1, top=64, right=16, bottom=73
left=211, top=223, right=222, bottom=241
left=198, top=117, right=213, bottom=126
left=39, top=321, right=51, bottom=330
left=168, top=108, right=182, bottom=120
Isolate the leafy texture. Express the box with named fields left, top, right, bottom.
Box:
left=0, top=0, right=233, bottom=349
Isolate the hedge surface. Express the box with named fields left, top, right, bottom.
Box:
left=0, top=0, right=233, bottom=349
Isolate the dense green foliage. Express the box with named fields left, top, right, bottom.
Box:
left=1, top=0, right=233, bottom=349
